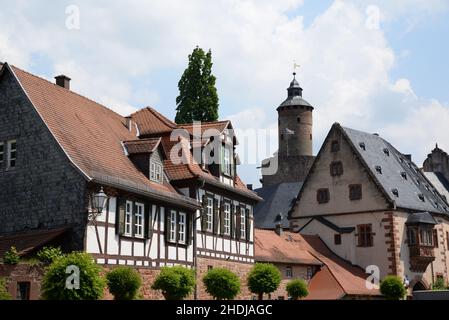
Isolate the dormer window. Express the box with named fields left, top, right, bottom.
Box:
left=392, top=188, right=399, bottom=197
left=401, top=172, right=407, bottom=180
left=375, top=165, right=382, bottom=174
left=383, top=148, right=390, bottom=156
left=359, top=142, right=366, bottom=151
left=418, top=194, right=425, bottom=202
left=150, top=160, right=163, bottom=183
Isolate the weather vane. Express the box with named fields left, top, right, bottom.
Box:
left=293, top=60, right=300, bottom=76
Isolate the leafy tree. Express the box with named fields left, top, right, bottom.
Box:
left=106, top=266, right=142, bottom=300
left=41, top=252, right=105, bottom=300
left=0, top=278, right=11, bottom=300
left=247, top=263, right=281, bottom=300
left=3, top=246, right=20, bottom=265
left=432, top=277, right=447, bottom=290
left=175, top=46, right=219, bottom=124
left=203, top=268, right=240, bottom=300
left=36, top=246, right=64, bottom=264
left=286, top=279, right=308, bottom=300
left=380, top=275, right=406, bottom=300
left=152, top=266, right=195, bottom=300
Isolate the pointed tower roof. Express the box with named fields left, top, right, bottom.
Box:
left=278, top=72, right=313, bottom=110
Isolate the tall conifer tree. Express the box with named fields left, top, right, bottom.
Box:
left=175, top=46, right=219, bottom=124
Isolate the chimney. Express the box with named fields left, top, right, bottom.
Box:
left=125, top=116, right=132, bottom=131
left=246, top=184, right=253, bottom=190
left=55, top=75, right=71, bottom=90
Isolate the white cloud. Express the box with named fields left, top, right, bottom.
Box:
left=0, top=0, right=448, bottom=186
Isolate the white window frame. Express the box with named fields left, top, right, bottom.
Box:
left=124, top=201, right=133, bottom=236
left=0, top=142, right=4, bottom=166
left=178, top=212, right=186, bottom=244
left=7, top=140, right=16, bottom=169
left=240, top=207, right=246, bottom=239
left=206, top=198, right=213, bottom=232
left=223, top=145, right=231, bottom=176
left=169, top=210, right=177, bottom=242
left=134, top=202, right=145, bottom=238
left=150, top=161, right=163, bottom=183
left=224, top=203, right=231, bottom=235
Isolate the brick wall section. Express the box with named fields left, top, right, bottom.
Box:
left=196, top=257, right=253, bottom=300
left=0, top=263, right=45, bottom=300
left=0, top=68, right=88, bottom=250
left=383, top=212, right=401, bottom=275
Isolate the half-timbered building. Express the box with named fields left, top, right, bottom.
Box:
left=0, top=62, right=261, bottom=299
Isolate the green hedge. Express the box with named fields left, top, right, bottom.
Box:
left=152, top=266, right=195, bottom=300
left=106, top=266, right=142, bottom=300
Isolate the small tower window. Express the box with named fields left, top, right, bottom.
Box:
left=280, top=134, right=284, bottom=141
left=331, top=140, right=340, bottom=153
left=297, top=117, right=301, bottom=123
left=310, top=133, right=312, bottom=140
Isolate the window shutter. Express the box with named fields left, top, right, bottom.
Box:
left=213, top=198, right=219, bottom=234
left=236, top=205, right=241, bottom=239
left=116, top=198, right=126, bottom=235
left=245, top=208, right=251, bottom=241
left=165, top=209, right=171, bottom=243
left=201, top=194, right=208, bottom=231
left=219, top=201, right=225, bottom=235
left=230, top=204, right=235, bottom=239
left=188, top=213, right=193, bottom=245
left=144, top=203, right=152, bottom=239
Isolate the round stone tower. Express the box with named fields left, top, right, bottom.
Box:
left=277, top=73, right=313, bottom=157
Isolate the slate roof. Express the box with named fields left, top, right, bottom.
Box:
left=406, top=212, right=438, bottom=225
left=254, top=182, right=303, bottom=229
left=4, top=63, right=199, bottom=209
left=424, top=172, right=449, bottom=202
left=341, top=125, right=449, bottom=214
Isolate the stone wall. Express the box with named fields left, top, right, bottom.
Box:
left=0, top=67, right=88, bottom=250
left=261, top=155, right=314, bottom=187
left=0, top=263, right=45, bottom=300
left=196, top=257, right=253, bottom=300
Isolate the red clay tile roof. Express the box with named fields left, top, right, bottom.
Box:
left=254, top=230, right=381, bottom=299
left=0, top=227, right=69, bottom=258
left=131, top=107, right=178, bottom=136
left=124, top=138, right=161, bottom=154
left=8, top=65, right=197, bottom=207
left=131, top=111, right=261, bottom=201
left=299, top=234, right=381, bottom=299
left=179, top=120, right=230, bottom=136
left=254, top=229, right=322, bottom=265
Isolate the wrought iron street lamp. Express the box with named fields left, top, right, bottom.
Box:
left=89, top=187, right=108, bottom=221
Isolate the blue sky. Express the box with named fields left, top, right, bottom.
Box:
left=1, top=0, right=449, bottom=187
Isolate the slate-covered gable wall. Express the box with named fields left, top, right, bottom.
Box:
left=0, top=68, right=87, bottom=250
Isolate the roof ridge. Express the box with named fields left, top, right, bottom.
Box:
left=11, top=64, right=128, bottom=121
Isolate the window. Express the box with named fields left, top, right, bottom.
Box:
left=286, top=266, right=293, bottom=278
left=317, top=189, right=330, bottom=204
left=7, top=140, right=16, bottom=168
left=240, top=207, right=246, bottom=239
left=408, top=228, right=417, bottom=245
left=125, top=201, right=133, bottom=236
left=330, top=161, right=343, bottom=176
left=401, top=172, right=407, bottom=180
left=392, top=188, right=399, bottom=197
left=223, top=203, right=231, bottom=235
left=307, top=267, right=313, bottom=280
left=0, top=142, right=3, bottom=166
left=206, top=198, right=213, bottom=232
left=331, top=140, right=340, bottom=152
left=357, top=224, right=374, bottom=247
left=223, top=146, right=231, bottom=176
left=169, top=210, right=177, bottom=242
left=150, top=161, right=163, bottom=183
left=297, top=117, right=301, bottom=123
left=134, top=202, right=144, bottom=238
left=433, top=229, right=439, bottom=248
left=16, top=282, right=30, bottom=300
left=420, top=228, right=433, bottom=246
left=334, top=234, right=342, bottom=245
left=178, top=212, right=186, bottom=244
left=375, top=165, right=382, bottom=174
left=349, top=184, right=362, bottom=200
left=418, top=194, right=425, bottom=202
left=383, top=148, right=390, bottom=156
